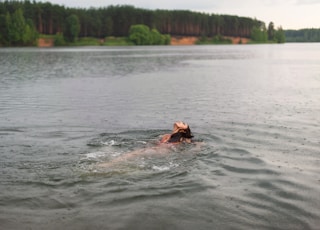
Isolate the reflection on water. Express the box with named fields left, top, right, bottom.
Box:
left=0, top=44, right=320, bottom=229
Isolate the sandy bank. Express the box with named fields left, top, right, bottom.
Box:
left=170, top=36, right=198, bottom=45
left=38, top=38, right=54, bottom=47
left=171, top=36, right=251, bottom=45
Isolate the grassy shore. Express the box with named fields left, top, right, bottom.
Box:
left=37, top=34, right=265, bottom=47
left=37, top=35, right=135, bottom=47
left=196, top=35, right=232, bottom=45
left=103, top=37, right=134, bottom=46
left=72, top=37, right=134, bottom=46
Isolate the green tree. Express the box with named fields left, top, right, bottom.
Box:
left=267, top=22, right=275, bottom=41
left=64, top=14, right=80, bottom=42
left=274, top=27, right=285, bottom=43
left=251, top=26, right=268, bottom=42
left=104, top=16, right=113, bottom=36
left=129, top=24, right=170, bottom=45
left=150, top=28, right=163, bottom=44
left=6, top=9, right=25, bottom=45
left=162, top=34, right=171, bottom=45
left=4, top=8, right=37, bottom=46
left=129, top=24, right=151, bottom=45
left=54, top=32, right=66, bottom=46
left=24, top=19, right=38, bottom=45
left=0, top=14, right=8, bottom=45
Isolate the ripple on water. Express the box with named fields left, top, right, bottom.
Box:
left=184, top=124, right=320, bottom=230
left=1, top=45, right=320, bottom=229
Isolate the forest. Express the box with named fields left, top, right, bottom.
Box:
left=285, top=29, right=320, bottom=42
left=0, top=0, right=285, bottom=46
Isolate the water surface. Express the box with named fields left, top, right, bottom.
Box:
left=0, top=44, right=320, bottom=229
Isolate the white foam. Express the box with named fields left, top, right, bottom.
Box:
left=83, top=151, right=106, bottom=159
left=102, top=140, right=117, bottom=146
left=110, top=151, right=122, bottom=157
left=152, top=165, right=170, bottom=171
left=152, top=162, right=179, bottom=171
left=136, top=141, right=147, bottom=144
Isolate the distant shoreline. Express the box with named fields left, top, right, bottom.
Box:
left=37, top=36, right=252, bottom=47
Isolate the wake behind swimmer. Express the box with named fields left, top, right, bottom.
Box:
left=98, top=121, right=201, bottom=168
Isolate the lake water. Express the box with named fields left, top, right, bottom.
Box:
left=0, top=44, right=320, bottom=230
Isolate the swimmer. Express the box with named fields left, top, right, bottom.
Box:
left=98, top=121, right=198, bottom=168
left=159, top=121, right=194, bottom=144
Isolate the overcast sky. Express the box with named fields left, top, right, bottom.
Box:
left=38, top=0, right=320, bottom=29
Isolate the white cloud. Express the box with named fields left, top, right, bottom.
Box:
left=296, top=0, right=320, bottom=5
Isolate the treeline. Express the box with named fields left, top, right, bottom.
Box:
left=251, top=22, right=285, bottom=43
left=285, top=28, right=320, bottom=42
left=0, top=0, right=285, bottom=46
left=0, top=1, right=263, bottom=39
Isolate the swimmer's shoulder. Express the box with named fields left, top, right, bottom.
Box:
left=160, top=134, right=171, bottom=143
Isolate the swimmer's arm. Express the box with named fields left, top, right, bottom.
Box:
left=98, top=149, right=143, bottom=167
left=98, top=139, right=204, bottom=168
left=98, top=145, right=169, bottom=168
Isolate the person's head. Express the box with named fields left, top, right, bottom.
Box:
left=168, top=121, right=193, bottom=143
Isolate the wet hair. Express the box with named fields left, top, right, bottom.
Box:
left=168, top=127, right=193, bottom=143
left=168, top=132, right=183, bottom=143
left=183, top=127, right=193, bottom=139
